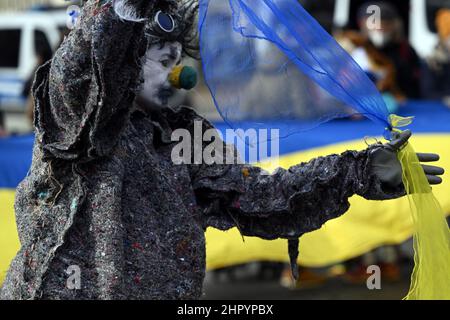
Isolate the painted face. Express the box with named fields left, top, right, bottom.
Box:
left=140, top=41, right=182, bottom=106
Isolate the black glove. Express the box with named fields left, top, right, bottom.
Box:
left=369, top=130, right=444, bottom=188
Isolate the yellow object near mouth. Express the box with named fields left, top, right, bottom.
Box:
left=169, top=65, right=198, bottom=90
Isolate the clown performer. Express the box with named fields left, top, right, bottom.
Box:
left=0, top=0, right=444, bottom=300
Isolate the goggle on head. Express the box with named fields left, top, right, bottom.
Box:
left=147, top=10, right=198, bottom=91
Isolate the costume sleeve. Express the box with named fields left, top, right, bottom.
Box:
left=33, top=0, right=151, bottom=161
left=191, top=141, right=405, bottom=241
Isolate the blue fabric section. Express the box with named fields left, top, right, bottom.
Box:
left=0, top=101, right=449, bottom=189
left=199, top=0, right=391, bottom=140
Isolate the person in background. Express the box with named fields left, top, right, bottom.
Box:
left=357, top=2, right=422, bottom=100
left=426, top=9, right=450, bottom=107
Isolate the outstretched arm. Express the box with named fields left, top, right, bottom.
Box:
left=192, top=130, right=443, bottom=240
left=194, top=145, right=403, bottom=240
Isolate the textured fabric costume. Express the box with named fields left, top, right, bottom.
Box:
left=0, top=1, right=405, bottom=300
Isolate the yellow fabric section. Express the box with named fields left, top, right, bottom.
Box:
left=205, top=134, right=450, bottom=270
left=399, top=143, right=450, bottom=300
left=168, top=65, right=183, bottom=89
left=0, top=135, right=449, bottom=287
left=0, top=190, right=20, bottom=285
left=389, top=114, right=415, bottom=128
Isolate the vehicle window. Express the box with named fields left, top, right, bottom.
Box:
left=34, top=30, right=53, bottom=62
left=426, top=0, right=450, bottom=33
left=0, top=29, right=21, bottom=68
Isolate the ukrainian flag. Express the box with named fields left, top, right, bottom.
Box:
left=1, top=102, right=449, bottom=284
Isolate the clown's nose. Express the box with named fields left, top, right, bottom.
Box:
left=169, top=65, right=198, bottom=90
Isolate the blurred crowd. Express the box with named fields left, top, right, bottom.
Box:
left=335, top=2, right=450, bottom=115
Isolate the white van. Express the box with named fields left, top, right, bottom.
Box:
left=0, top=10, right=66, bottom=113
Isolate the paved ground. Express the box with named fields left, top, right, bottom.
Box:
left=202, top=262, right=413, bottom=300
left=203, top=277, right=410, bottom=300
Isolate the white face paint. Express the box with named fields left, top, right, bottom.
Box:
left=140, top=41, right=182, bottom=107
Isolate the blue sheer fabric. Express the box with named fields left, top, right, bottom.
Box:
left=199, top=0, right=392, bottom=139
